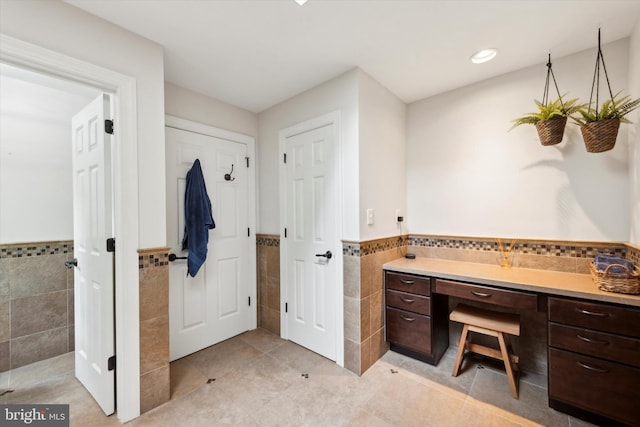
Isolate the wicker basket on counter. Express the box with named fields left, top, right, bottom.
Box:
left=589, top=262, right=640, bottom=295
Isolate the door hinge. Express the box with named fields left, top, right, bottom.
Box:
left=108, top=355, right=116, bottom=371
left=284, top=228, right=287, bottom=238
left=105, top=119, right=114, bottom=135
left=246, top=156, right=250, bottom=168
left=248, top=228, right=250, bottom=237
left=248, top=296, right=251, bottom=306
left=106, top=238, right=115, bottom=252
left=283, top=153, right=287, bottom=164
left=285, top=302, right=288, bottom=313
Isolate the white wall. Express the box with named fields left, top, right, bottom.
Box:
left=358, top=70, right=407, bottom=240
left=164, top=82, right=257, bottom=138
left=629, top=22, right=640, bottom=245
left=0, top=72, right=96, bottom=243
left=407, top=39, right=630, bottom=241
left=0, top=0, right=166, bottom=249
left=257, top=69, right=359, bottom=239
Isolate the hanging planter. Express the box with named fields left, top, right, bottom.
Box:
left=572, top=29, right=640, bottom=153
left=511, top=54, right=583, bottom=146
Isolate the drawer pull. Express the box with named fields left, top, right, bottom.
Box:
left=470, top=290, right=492, bottom=298
left=400, top=279, right=415, bottom=285
left=400, top=297, right=415, bottom=303
left=574, top=307, right=609, bottom=318
left=400, top=315, right=415, bottom=322
left=577, top=334, right=609, bottom=346
left=577, top=361, right=609, bottom=373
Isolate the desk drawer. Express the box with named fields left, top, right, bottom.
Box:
left=386, top=289, right=430, bottom=315
left=549, top=323, right=640, bottom=368
left=434, top=279, right=538, bottom=310
left=549, top=348, right=640, bottom=426
left=386, top=307, right=431, bottom=354
left=548, top=297, right=640, bottom=337
left=385, top=272, right=431, bottom=296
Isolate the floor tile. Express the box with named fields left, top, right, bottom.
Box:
left=0, top=328, right=604, bottom=427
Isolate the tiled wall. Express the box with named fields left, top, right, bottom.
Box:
left=138, top=248, right=170, bottom=414
left=257, top=235, right=280, bottom=335
left=0, top=241, right=75, bottom=372
left=343, top=238, right=406, bottom=375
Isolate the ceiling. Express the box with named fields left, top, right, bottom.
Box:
left=65, top=0, right=640, bottom=113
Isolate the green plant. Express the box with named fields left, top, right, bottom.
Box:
left=511, top=96, right=584, bottom=130
left=572, top=92, right=640, bottom=125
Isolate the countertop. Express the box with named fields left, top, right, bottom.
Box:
left=383, top=257, right=640, bottom=308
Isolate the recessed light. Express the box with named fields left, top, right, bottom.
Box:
left=294, top=0, right=308, bottom=5
left=471, top=48, right=498, bottom=64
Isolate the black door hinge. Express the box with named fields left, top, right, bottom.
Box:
left=105, top=119, right=114, bottom=135
left=246, top=157, right=250, bottom=168
left=248, top=296, right=251, bottom=306
left=248, top=228, right=250, bottom=237
left=106, top=238, right=115, bottom=252
left=285, top=302, right=288, bottom=313
left=283, top=153, right=287, bottom=164
left=284, top=228, right=287, bottom=238
left=108, top=355, right=116, bottom=371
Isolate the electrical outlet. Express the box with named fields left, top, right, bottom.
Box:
left=395, top=209, right=403, bottom=223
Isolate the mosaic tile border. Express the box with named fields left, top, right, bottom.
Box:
left=256, top=234, right=280, bottom=248
left=138, top=248, right=170, bottom=269
left=407, top=235, right=627, bottom=259
left=626, top=244, right=640, bottom=267
left=342, top=242, right=360, bottom=256
left=0, top=241, right=73, bottom=259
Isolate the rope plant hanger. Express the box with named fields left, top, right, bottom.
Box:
left=535, top=53, right=568, bottom=146
left=511, top=53, right=581, bottom=146
left=576, top=28, right=640, bottom=153
left=582, top=28, right=619, bottom=153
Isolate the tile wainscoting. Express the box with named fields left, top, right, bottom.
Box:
left=138, top=247, right=170, bottom=414
left=258, top=233, right=637, bottom=377
left=0, top=241, right=75, bottom=372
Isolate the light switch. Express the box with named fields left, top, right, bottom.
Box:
left=367, top=209, right=374, bottom=225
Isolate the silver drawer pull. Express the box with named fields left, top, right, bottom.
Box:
left=577, top=334, right=609, bottom=346
left=577, top=361, right=609, bottom=373
left=471, top=290, right=492, bottom=298
left=574, top=308, right=609, bottom=317
left=400, top=315, right=415, bottom=322
left=400, top=279, right=415, bottom=285
left=400, top=297, right=415, bottom=303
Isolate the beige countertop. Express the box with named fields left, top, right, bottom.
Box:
left=383, top=257, right=640, bottom=308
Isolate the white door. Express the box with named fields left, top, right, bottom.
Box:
left=71, top=93, right=115, bottom=416
left=284, top=123, right=337, bottom=361
left=166, top=126, right=252, bottom=361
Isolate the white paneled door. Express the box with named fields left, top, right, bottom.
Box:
left=166, top=125, right=252, bottom=361
left=71, top=93, right=115, bottom=416
left=284, top=123, right=337, bottom=361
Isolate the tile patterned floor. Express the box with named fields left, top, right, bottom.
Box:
left=0, top=328, right=596, bottom=427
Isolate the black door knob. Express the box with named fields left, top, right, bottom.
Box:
left=64, top=258, right=78, bottom=269
left=315, top=251, right=332, bottom=260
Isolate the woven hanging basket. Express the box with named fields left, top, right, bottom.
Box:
left=580, top=118, right=620, bottom=153
left=535, top=116, right=567, bottom=146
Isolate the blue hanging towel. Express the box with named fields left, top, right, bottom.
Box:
left=181, top=159, right=215, bottom=277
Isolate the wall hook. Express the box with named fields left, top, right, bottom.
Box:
left=224, top=164, right=235, bottom=181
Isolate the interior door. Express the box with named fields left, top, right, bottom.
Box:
left=284, top=123, right=337, bottom=361
left=166, top=126, right=251, bottom=361
left=71, top=93, right=115, bottom=415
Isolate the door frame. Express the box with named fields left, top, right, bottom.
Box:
left=165, top=115, right=258, bottom=331
left=278, top=111, right=344, bottom=367
left=0, top=34, right=140, bottom=422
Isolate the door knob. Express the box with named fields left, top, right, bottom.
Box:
left=315, top=251, right=332, bottom=260
left=64, top=258, right=78, bottom=269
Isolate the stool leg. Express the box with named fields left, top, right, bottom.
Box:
left=497, top=332, right=518, bottom=399
left=452, top=324, right=469, bottom=377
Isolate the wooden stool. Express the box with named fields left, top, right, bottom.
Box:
left=450, top=303, right=520, bottom=399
